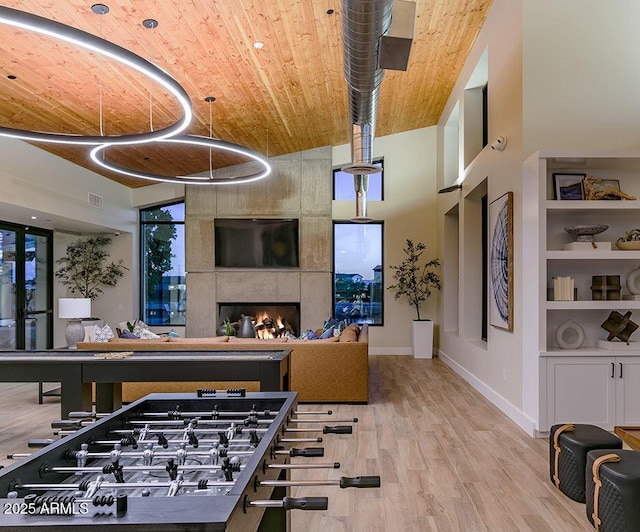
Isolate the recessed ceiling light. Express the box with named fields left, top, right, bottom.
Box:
left=31, top=216, right=37, bottom=219
left=253, top=41, right=264, bottom=49
left=91, top=4, right=109, bottom=15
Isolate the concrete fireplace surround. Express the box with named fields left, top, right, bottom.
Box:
left=184, top=146, right=333, bottom=338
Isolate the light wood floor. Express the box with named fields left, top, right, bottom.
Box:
left=0, top=356, right=592, bottom=531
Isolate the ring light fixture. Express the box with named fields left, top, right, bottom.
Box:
left=0, top=5, right=192, bottom=145
left=90, top=135, right=272, bottom=185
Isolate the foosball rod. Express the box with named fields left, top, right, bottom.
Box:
left=14, top=480, right=235, bottom=492
left=42, top=464, right=246, bottom=474
left=67, top=408, right=334, bottom=420
left=263, top=461, right=341, bottom=471
left=289, top=417, right=358, bottom=424
left=132, top=408, right=334, bottom=419
left=258, top=476, right=381, bottom=489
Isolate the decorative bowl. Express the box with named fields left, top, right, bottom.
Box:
left=564, top=224, right=609, bottom=242
left=616, top=241, right=640, bottom=250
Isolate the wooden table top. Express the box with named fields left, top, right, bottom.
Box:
left=614, top=426, right=640, bottom=450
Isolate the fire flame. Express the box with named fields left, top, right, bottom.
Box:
left=255, top=312, right=284, bottom=339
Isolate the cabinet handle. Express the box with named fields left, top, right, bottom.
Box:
left=611, top=362, right=615, bottom=378
left=619, top=362, right=623, bottom=379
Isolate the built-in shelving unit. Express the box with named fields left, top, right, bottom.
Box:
left=523, top=151, right=640, bottom=430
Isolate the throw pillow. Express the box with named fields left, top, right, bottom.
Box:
left=132, top=321, right=150, bottom=337
left=138, top=327, right=161, bottom=339
left=94, top=324, right=115, bottom=343
left=302, top=329, right=319, bottom=340
left=320, top=326, right=335, bottom=339
left=119, top=330, right=139, bottom=339
left=83, top=325, right=97, bottom=342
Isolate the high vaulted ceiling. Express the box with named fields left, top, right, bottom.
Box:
left=0, top=0, right=492, bottom=188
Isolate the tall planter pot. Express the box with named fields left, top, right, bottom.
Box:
left=412, top=319, right=434, bottom=359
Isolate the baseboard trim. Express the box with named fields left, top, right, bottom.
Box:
left=437, top=349, right=538, bottom=437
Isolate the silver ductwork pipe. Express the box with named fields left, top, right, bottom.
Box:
left=353, top=174, right=372, bottom=223
left=341, top=0, right=393, bottom=222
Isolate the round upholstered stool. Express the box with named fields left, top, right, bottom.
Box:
left=586, top=449, right=640, bottom=532
left=549, top=423, right=622, bottom=503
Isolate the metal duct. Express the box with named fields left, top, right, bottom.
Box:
left=353, top=174, right=372, bottom=223
left=341, top=0, right=392, bottom=222
left=341, top=0, right=392, bottom=176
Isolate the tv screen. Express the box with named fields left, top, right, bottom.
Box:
left=215, top=218, right=299, bottom=268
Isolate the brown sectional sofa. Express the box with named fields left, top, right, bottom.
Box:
left=77, top=324, right=368, bottom=403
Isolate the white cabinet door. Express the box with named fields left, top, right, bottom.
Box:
left=546, top=357, right=616, bottom=430
left=616, top=357, right=640, bottom=426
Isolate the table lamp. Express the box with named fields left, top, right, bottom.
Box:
left=59, top=298, right=91, bottom=349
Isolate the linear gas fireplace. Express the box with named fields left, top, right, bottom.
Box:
left=218, top=303, right=300, bottom=338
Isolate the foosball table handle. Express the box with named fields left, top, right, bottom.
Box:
left=244, top=495, right=328, bottom=512
left=289, top=447, right=324, bottom=458
left=28, top=439, right=56, bottom=448
left=323, top=425, right=353, bottom=434
left=282, top=497, right=328, bottom=511
left=340, top=476, right=381, bottom=489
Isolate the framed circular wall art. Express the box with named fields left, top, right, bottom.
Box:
left=489, top=191, right=514, bottom=332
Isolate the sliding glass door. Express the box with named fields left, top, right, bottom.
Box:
left=0, top=222, right=53, bottom=350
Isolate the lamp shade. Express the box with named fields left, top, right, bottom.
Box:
left=58, top=298, right=91, bottom=319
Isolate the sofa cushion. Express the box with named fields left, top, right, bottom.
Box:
left=287, top=336, right=339, bottom=343
left=339, top=324, right=360, bottom=342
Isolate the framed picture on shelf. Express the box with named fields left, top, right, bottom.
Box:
left=553, top=173, right=586, bottom=200
left=489, top=191, right=513, bottom=332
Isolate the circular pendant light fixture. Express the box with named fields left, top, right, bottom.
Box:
left=90, top=96, right=271, bottom=185
left=0, top=5, right=192, bottom=145
left=90, top=135, right=272, bottom=185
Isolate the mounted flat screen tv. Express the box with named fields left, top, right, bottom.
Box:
left=215, top=218, right=299, bottom=268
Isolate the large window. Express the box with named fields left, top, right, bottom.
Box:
left=333, top=221, right=383, bottom=325
left=140, top=202, right=185, bottom=326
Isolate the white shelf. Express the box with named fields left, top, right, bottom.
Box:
left=547, top=250, right=640, bottom=259
left=547, top=300, right=640, bottom=310
left=547, top=200, right=640, bottom=211
left=542, top=347, right=640, bottom=356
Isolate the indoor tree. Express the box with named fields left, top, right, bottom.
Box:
left=388, top=239, right=441, bottom=320
left=55, top=236, right=128, bottom=300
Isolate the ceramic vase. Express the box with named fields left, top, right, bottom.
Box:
left=238, top=315, right=256, bottom=338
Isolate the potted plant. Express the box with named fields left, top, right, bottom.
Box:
left=55, top=236, right=128, bottom=308
left=388, top=239, right=441, bottom=358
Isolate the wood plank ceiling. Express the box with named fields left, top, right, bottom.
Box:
left=0, top=0, right=492, bottom=188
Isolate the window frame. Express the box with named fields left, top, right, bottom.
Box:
left=139, top=200, right=186, bottom=328
left=332, top=220, right=384, bottom=326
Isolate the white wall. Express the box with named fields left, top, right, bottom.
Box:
left=437, top=0, right=530, bottom=431
left=437, top=0, right=640, bottom=436
left=522, top=0, right=640, bottom=156
left=333, top=127, right=438, bottom=353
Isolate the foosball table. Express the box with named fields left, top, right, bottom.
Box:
left=0, top=391, right=379, bottom=530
